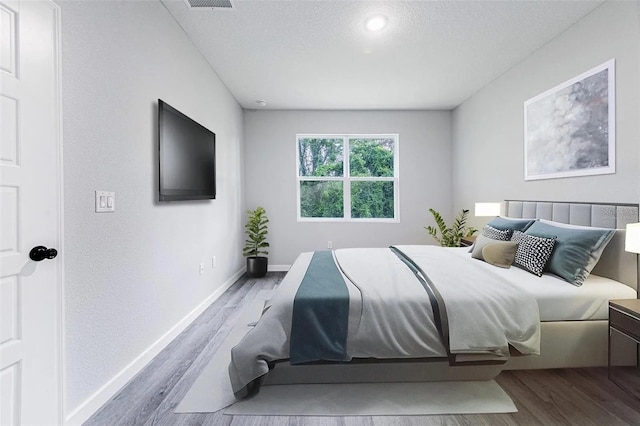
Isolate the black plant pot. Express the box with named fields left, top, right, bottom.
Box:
left=246, top=256, right=268, bottom=278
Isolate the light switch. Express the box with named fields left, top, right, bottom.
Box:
left=95, top=191, right=115, bottom=213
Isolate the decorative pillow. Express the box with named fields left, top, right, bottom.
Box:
left=482, top=225, right=512, bottom=241
left=468, top=225, right=512, bottom=253
left=482, top=242, right=518, bottom=268
left=511, top=231, right=556, bottom=277
left=487, top=216, right=537, bottom=232
left=524, top=220, right=615, bottom=286
left=472, top=234, right=513, bottom=262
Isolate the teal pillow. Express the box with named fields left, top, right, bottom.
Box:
left=487, top=216, right=536, bottom=232
left=524, top=220, right=615, bottom=286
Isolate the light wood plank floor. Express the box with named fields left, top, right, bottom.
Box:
left=85, top=273, right=640, bottom=425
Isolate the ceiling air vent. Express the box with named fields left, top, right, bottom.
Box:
left=186, top=0, right=232, bottom=8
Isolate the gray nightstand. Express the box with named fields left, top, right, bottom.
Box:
left=460, top=236, right=476, bottom=248
left=609, top=299, right=640, bottom=398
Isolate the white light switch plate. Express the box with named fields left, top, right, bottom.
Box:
left=95, top=191, right=115, bottom=213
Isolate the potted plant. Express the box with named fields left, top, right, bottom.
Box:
left=243, top=206, right=270, bottom=278
left=425, top=208, right=477, bottom=247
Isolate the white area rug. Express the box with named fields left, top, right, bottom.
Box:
left=175, top=291, right=271, bottom=413
left=225, top=381, right=516, bottom=416
left=176, top=290, right=517, bottom=416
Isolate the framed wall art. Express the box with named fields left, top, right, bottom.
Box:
left=524, top=59, right=615, bottom=181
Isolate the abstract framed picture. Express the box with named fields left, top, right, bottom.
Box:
left=524, top=59, right=615, bottom=181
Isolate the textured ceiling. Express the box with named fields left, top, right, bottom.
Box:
left=162, top=0, right=604, bottom=110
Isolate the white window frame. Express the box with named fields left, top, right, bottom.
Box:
left=296, top=134, right=400, bottom=223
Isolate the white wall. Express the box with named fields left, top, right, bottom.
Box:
left=244, top=110, right=452, bottom=266
left=452, top=0, right=640, bottom=230
left=60, top=1, right=245, bottom=420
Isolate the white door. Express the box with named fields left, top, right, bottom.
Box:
left=0, top=1, right=62, bottom=425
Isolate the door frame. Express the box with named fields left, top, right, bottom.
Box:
left=46, top=0, right=65, bottom=423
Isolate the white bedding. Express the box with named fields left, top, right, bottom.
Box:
left=449, top=248, right=636, bottom=321
left=389, top=246, right=540, bottom=356
left=230, top=246, right=540, bottom=396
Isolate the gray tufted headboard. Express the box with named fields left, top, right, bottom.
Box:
left=502, top=200, right=639, bottom=292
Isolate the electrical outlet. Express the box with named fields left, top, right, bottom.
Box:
left=327, top=241, right=333, bottom=249
left=199, top=263, right=205, bottom=275
left=212, top=256, right=217, bottom=268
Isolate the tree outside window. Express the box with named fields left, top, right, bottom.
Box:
left=297, top=135, right=399, bottom=222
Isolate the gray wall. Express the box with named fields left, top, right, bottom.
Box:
left=61, top=1, right=245, bottom=415
left=452, top=0, right=640, bottom=230
left=244, top=110, right=452, bottom=266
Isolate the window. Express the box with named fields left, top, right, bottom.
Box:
left=296, top=134, right=399, bottom=222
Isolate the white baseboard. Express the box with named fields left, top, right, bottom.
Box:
left=64, top=267, right=246, bottom=426
left=268, top=264, right=290, bottom=272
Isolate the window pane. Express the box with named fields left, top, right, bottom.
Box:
left=300, top=181, right=344, bottom=218
left=298, top=138, right=344, bottom=177
left=351, top=181, right=394, bottom=219
left=349, top=138, right=394, bottom=177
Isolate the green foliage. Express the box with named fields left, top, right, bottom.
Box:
left=300, top=181, right=344, bottom=218
left=351, top=181, right=394, bottom=218
left=243, top=207, right=269, bottom=257
left=298, top=138, right=395, bottom=218
left=298, top=138, right=344, bottom=177
left=349, top=139, right=394, bottom=177
left=425, top=208, right=477, bottom=247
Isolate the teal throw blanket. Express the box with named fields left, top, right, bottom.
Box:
left=289, top=251, right=349, bottom=364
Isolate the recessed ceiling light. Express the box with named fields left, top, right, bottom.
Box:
left=365, top=15, right=387, bottom=32
left=256, top=100, right=267, bottom=107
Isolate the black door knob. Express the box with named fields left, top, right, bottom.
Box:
left=29, top=246, right=58, bottom=262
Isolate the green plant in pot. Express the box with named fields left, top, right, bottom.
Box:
left=425, top=208, right=477, bottom=247
left=243, top=206, right=270, bottom=278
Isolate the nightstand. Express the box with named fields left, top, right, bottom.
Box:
left=460, top=235, right=476, bottom=247
left=609, top=299, right=640, bottom=398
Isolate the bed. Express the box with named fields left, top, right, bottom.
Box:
left=229, top=200, right=639, bottom=397
left=501, top=200, right=638, bottom=370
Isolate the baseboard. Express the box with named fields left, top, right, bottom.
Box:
left=64, top=266, right=246, bottom=426
left=268, top=264, right=290, bottom=272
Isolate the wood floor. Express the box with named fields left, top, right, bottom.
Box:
left=85, top=272, right=640, bottom=426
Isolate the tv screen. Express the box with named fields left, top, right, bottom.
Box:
left=158, top=99, right=216, bottom=201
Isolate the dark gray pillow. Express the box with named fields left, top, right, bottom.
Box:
left=524, top=220, right=615, bottom=286
left=511, top=231, right=556, bottom=277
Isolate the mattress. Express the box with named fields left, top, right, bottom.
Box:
left=449, top=248, right=636, bottom=321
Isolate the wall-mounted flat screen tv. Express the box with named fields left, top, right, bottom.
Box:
left=158, top=99, right=216, bottom=201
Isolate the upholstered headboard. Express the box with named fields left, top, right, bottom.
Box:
left=502, top=200, right=639, bottom=292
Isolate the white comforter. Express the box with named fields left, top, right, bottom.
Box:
left=392, top=246, right=540, bottom=355
left=229, top=246, right=540, bottom=396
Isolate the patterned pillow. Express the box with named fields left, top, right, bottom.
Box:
left=482, top=225, right=512, bottom=241
left=511, top=231, right=556, bottom=277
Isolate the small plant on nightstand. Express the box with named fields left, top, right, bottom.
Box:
left=243, top=206, right=269, bottom=278
left=426, top=208, right=477, bottom=247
